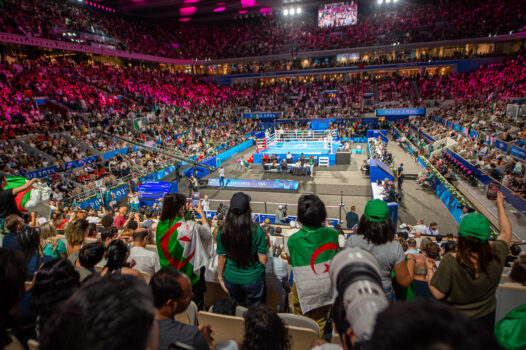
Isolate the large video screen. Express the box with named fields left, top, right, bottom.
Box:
left=318, top=2, right=357, bottom=28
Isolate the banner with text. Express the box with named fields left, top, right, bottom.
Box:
left=65, top=156, right=99, bottom=170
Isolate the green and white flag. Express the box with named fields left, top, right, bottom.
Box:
left=156, top=217, right=213, bottom=285
left=288, top=226, right=339, bottom=313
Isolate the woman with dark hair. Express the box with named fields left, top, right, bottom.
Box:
left=241, top=304, right=290, bottom=350
left=156, top=193, right=213, bottom=309
left=217, top=192, right=268, bottom=306
left=0, top=249, right=28, bottom=350
left=31, top=259, right=80, bottom=338
left=427, top=191, right=512, bottom=331
left=345, top=199, right=412, bottom=301
left=101, top=240, right=143, bottom=280
left=286, top=194, right=338, bottom=333
left=18, top=226, right=54, bottom=279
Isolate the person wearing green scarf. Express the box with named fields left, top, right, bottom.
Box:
left=426, top=191, right=512, bottom=332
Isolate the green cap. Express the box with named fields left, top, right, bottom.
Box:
left=458, top=213, right=491, bottom=242
left=363, top=199, right=389, bottom=222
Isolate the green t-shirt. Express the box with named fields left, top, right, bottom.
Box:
left=216, top=225, right=267, bottom=285
left=43, top=240, right=67, bottom=258
left=430, top=239, right=508, bottom=319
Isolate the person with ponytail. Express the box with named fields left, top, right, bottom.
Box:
left=101, top=239, right=143, bottom=280
left=217, top=192, right=268, bottom=306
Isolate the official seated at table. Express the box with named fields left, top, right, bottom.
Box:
left=286, top=152, right=293, bottom=163
left=280, top=159, right=288, bottom=173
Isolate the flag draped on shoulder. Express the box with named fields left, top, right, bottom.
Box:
left=5, top=177, right=32, bottom=213
left=156, top=217, right=212, bottom=285
left=288, top=226, right=339, bottom=313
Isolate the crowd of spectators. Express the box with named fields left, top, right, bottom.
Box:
left=0, top=183, right=523, bottom=350
left=0, top=0, right=525, bottom=60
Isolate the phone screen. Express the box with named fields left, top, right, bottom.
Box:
left=191, top=192, right=199, bottom=208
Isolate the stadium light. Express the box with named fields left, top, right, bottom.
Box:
left=296, top=7, right=301, bottom=14
left=290, top=8, right=295, bottom=15
left=284, top=8, right=289, bottom=15
left=378, top=0, right=383, bottom=4
left=386, top=0, right=391, bottom=3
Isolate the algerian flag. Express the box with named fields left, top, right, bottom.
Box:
left=5, top=177, right=33, bottom=214
left=5, top=177, right=52, bottom=219
left=288, top=226, right=339, bottom=313
left=156, top=217, right=212, bottom=285
left=133, top=120, right=143, bottom=130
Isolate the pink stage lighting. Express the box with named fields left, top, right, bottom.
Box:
left=213, top=6, right=226, bottom=12
left=179, top=17, right=191, bottom=22
left=241, top=0, right=256, bottom=8
left=238, top=9, right=248, bottom=13
left=180, top=6, right=196, bottom=16
left=183, top=0, right=200, bottom=3
left=260, top=7, right=271, bottom=13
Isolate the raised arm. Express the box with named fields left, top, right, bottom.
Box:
left=12, top=178, right=39, bottom=195
left=496, top=191, right=512, bottom=244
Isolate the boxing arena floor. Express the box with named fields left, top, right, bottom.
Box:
left=171, top=143, right=459, bottom=234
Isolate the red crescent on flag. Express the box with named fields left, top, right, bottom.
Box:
left=310, top=242, right=338, bottom=274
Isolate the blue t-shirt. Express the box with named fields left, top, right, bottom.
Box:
left=2, top=232, right=20, bottom=250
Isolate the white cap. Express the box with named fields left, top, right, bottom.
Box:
left=289, top=220, right=296, bottom=228
left=278, top=205, right=283, bottom=210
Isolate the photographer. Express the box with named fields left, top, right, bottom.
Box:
left=275, top=205, right=288, bottom=224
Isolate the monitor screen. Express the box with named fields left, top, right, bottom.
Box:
left=318, top=2, right=357, bottom=28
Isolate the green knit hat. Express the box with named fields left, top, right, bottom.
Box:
left=458, top=213, right=491, bottom=242
left=364, top=199, right=389, bottom=223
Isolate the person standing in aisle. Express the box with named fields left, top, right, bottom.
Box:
left=397, top=163, right=404, bottom=190
left=219, top=166, right=225, bottom=189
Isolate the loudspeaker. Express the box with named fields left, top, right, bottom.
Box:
left=336, top=152, right=351, bottom=165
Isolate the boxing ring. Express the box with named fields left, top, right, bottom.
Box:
left=253, top=130, right=342, bottom=166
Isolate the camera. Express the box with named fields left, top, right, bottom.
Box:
left=329, top=247, right=388, bottom=349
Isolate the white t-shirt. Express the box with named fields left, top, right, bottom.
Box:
left=128, top=246, right=160, bottom=276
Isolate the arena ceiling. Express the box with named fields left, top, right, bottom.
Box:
left=105, top=0, right=370, bottom=22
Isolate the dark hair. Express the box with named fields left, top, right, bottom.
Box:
left=297, top=194, right=326, bottom=227
left=220, top=204, right=257, bottom=269
left=456, top=237, right=501, bottom=278
left=241, top=304, right=290, bottom=350
left=17, top=226, right=41, bottom=263
left=510, top=255, right=526, bottom=286
left=31, top=259, right=80, bottom=338
left=510, top=244, right=522, bottom=256
left=39, top=274, right=155, bottom=350
left=397, top=231, right=409, bottom=240
left=423, top=242, right=441, bottom=260
left=275, top=227, right=282, bottom=234
left=79, top=242, right=106, bottom=269
left=435, top=234, right=443, bottom=242
left=407, top=238, right=416, bottom=248
left=368, top=299, right=498, bottom=350
left=100, top=214, right=114, bottom=228
left=0, top=249, right=28, bottom=348
left=105, top=240, right=130, bottom=273
left=430, top=222, right=437, bottom=227
left=160, top=193, right=187, bottom=222
left=101, top=227, right=118, bottom=242
left=446, top=233, right=454, bottom=239
left=357, top=215, right=396, bottom=245
left=87, top=223, right=97, bottom=237
left=150, top=267, right=184, bottom=308
left=126, top=220, right=139, bottom=230
left=444, top=241, right=457, bottom=254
